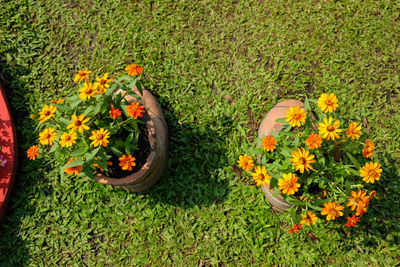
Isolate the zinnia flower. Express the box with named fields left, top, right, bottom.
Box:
left=261, top=136, right=277, bottom=152
left=109, top=107, right=122, bottom=119
left=321, top=201, right=344, bottom=221
left=344, top=215, right=360, bottom=227
left=287, top=224, right=303, bottom=234
left=300, top=211, right=318, bottom=226
left=318, top=93, right=338, bottom=113
left=360, top=162, right=382, bottom=184
left=362, top=140, right=374, bottom=158
left=347, top=190, right=369, bottom=211
left=51, top=98, right=64, bottom=104
left=305, top=133, right=322, bottom=150
left=27, top=145, right=40, bottom=160
left=251, top=166, right=272, bottom=187
left=39, top=128, right=57, bottom=146
left=59, top=130, right=77, bottom=147
left=125, top=64, right=144, bottom=76
left=119, top=154, right=136, bottom=171
left=285, top=106, right=306, bottom=127
left=94, top=73, right=113, bottom=94
left=89, top=128, right=110, bottom=147
left=79, top=83, right=96, bottom=100
left=39, top=105, right=57, bottom=123
left=126, top=102, right=145, bottom=119
left=346, top=122, right=362, bottom=140
left=64, top=158, right=83, bottom=175
left=278, top=173, right=300, bottom=195
left=289, top=148, right=315, bottom=173
left=318, top=117, right=342, bottom=140
left=355, top=199, right=370, bottom=217
left=237, top=154, right=254, bottom=172
left=67, top=114, right=90, bottom=133
left=74, top=70, right=91, bottom=83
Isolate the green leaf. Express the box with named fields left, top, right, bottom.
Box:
left=84, top=147, right=101, bottom=161
left=346, top=152, right=361, bottom=169
left=63, top=158, right=84, bottom=170
left=59, top=117, right=71, bottom=126
left=111, top=146, right=123, bottom=157
left=84, top=105, right=95, bottom=116
left=71, top=146, right=88, bottom=157
left=275, top=118, right=287, bottom=123
left=124, top=133, right=134, bottom=155
left=82, top=165, right=95, bottom=179
left=55, top=104, right=70, bottom=112
left=49, top=143, right=59, bottom=153
left=68, top=95, right=82, bottom=108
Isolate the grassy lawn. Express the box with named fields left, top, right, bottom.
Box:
left=1, top=0, right=400, bottom=265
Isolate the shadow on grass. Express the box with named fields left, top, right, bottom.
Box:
left=0, top=59, right=38, bottom=265
left=140, top=92, right=231, bottom=209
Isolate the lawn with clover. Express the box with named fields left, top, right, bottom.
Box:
left=1, top=0, right=400, bottom=265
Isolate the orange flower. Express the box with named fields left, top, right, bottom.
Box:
left=237, top=154, right=254, bottom=172
left=93, top=162, right=104, bottom=172
left=125, top=64, right=144, bottom=76
left=126, top=102, right=145, bottom=119
left=50, top=98, right=64, bottom=104
left=321, top=201, right=344, bottom=221
left=347, top=190, right=368, bottom=211
left=110, top=107, right=122, bottom=119
left=344, top=215, right=360, bottom=227
left=300, top=211, right=318, bottom=226
left=119, top=154, right=136, bottom=171
left=362, top=140, right=374, bottom=158
left=64, top=158, right=83, bottom=175
left=305, top=133, right=322, bottom=150
left=278, top=173, right=300, bottom=195
left=74, top=70, right=91, bottom=83
left=261, top=136, right=277, bottom=152
left=355, top=199, right=369, bottom=217
left=287, top=224, right=303, bottom=234
left=346, top=122, right=362, bottom=140
left=360, top=162, right=382, bottom=184
left=369, top=190, right=377, bottom=199
left=27, top=145, right=39, bottom=160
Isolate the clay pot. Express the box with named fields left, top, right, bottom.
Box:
left=258, top=99, right=305, bottom=212
left=0, top=82, right=18, bottom=221
left=95, top=87, right=168, bottom=192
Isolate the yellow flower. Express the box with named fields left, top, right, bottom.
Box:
left=94, top=73, right=113, bottom=94
left=251, top=166, right=272, bottom=187
left=74, top=70, right=91, bottom=83
left=347, top=190, right=369, bottom=211
left=289, top=148, right=315, bottom=173
left=89, top=128, right=110, bottom=147
left=261, top=136, right=277, bottom=152
left=29, top=114, right=35, bottom=120
left=321, top=201, right=344, bottom=221
left=300, top=211, right=318, bottom=226
left=39, top=105, right=57, bottom=123
left=39, top=128, right=57, bottom=146
left=278, top=173, right=300, bottom=195
left=305, top=133, right=322, bottom=150
left=318, top=93, right=338, bottom=113
left=318, top=117, right=342, bottom=140
left=346, top=122, right=362, bottom=140
left=78, top=83, right=96, bottom=100
left=67, top=114, right=90, bottom=133
left=360, top=162, right=382, bottom=184
left=237, top=154, right=254, bottom=172
left=59, top=130, right=77, bottom=147
left=285, top=106, right=307, bottom=127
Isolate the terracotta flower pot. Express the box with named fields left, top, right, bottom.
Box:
left=257, top=99, right=305, bottom=212
left=94, top=87, right=168, bottom=192
left=0, top=82, right=18, bottom=221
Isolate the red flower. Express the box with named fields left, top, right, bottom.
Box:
left=344, top=215, right=360, bottom=227
left=126, top=102, right=145, bottom=119
left=110, top=107, right=122, bottom=119
left=287, top=224, right=303, bottom=234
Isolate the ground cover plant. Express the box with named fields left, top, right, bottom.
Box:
left=1, top=0, right=400, bottom=265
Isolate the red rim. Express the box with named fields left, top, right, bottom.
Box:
left=0, top=83, right=18, bottom=221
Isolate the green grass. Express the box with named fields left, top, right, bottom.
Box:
left=1, top=0, right=400, bottom=265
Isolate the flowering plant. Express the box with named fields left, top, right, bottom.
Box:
left=238, top=93, right=381, bottom=232
left=27, top=64, right=149, bottom=179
